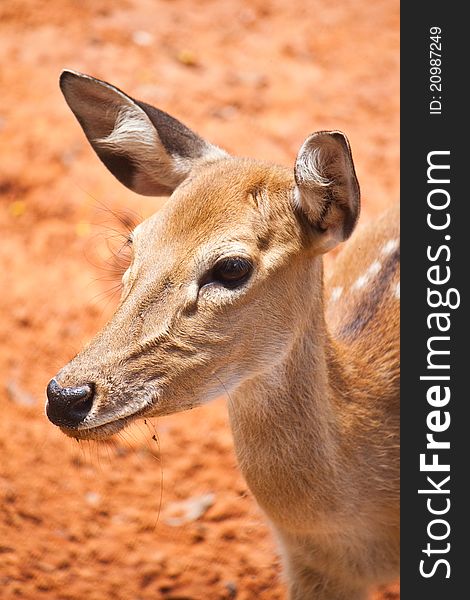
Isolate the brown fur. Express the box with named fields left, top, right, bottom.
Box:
left=49, top=72, right=400, bottom=600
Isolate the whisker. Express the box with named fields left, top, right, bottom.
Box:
left=74, top=185, right=142, bottom=233
left=214, top=373, right=235, bottom=405
left=73, top=189, right=143, bottom=293
left=142, top=418, right=164, bottom=530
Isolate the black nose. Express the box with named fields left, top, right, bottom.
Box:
left=46, top=379, right=95, bottom=428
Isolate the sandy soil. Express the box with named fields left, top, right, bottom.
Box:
left=0, top=1, right=400, bottom=598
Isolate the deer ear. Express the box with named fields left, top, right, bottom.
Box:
left=59, top=70, right=228, bottom=196
left=294, top=131, right=360, bottom=253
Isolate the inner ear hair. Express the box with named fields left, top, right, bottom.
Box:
left=94, top=105, right=158, bottom=157
left=59, top=70, right=228, bottom=197
left=294, top=131, right=360, bottom=249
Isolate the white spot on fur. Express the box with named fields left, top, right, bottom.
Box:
left=352, top=260, right=382, bottom=290
left=331, top=286, right=343, bottom=301
left=353, top=275, right=368, bottom=290
left=369, top=260, right=381, bottom=276
left=394, top=282, right=400, bottom=299
left=381, top=238, right=399, bottom=256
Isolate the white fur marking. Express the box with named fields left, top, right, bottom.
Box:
left=353, top=275, right=368, bottom=290
left=369, top=260, right=382, bottom=276
left=331, top=286, right=343, bottom=301
left=352, top=260, right=382, bottom=290
left=394, top=282, right=400, bottom=300
left=381, top=238, right=399, bottom=256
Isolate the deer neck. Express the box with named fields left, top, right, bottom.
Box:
left=228, top=257, right=358, bottom=525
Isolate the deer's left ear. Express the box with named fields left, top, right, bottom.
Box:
left=293, top=131, right=360, bottom=253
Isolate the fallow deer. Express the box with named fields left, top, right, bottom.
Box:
left=46, top=70, right=400, bottom=600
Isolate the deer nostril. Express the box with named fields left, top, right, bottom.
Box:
left=46, top=379, right=95, bottom=427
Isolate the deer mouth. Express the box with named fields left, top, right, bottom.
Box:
left=48, top=382, right=161, bottom=441
left=59, top=400, right=155, bottom=440
left=60, top=415, right=131, bottom=441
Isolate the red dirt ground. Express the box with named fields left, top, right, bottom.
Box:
left=0, top=1, right=400, bottom=598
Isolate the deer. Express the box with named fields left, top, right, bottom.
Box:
left=46, top=70, right=400, bottom=600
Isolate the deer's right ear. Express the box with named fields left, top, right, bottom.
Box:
left=60, top=70, right=228, bottom=196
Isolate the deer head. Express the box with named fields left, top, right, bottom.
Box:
left=45, top=70, right=360, bottom=440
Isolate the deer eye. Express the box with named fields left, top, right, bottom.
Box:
left=208, top=257, right=253, bottom=289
